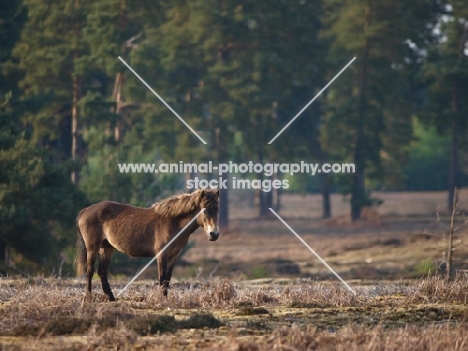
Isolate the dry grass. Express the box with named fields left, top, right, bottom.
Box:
left=408, top=274, right=468, bottom=304
left=1, top=276, right=468, bottom=350
left=216, top=323, right=468, bottom=351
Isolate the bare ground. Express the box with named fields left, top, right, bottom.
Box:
left=107, top=190, right=468, bottom=282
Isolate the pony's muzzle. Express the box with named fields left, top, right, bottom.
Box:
left=209, top=230, right=219, bottom=241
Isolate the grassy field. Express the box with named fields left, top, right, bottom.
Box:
left=1, top=190, right=468, bottom=350
left=1, top=277, right=468, bottom=350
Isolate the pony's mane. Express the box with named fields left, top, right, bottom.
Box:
left=151, top=189, right=217, bottom=217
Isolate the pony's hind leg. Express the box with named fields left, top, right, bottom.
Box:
left=98, top=241, right=116, bottom=301
left=85, top=247, right=98, bottom=301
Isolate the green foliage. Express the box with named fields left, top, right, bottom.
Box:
left=0, top=0, right=87, bottom=271
left=12, top=0, right=89, bottom=144
left=249, top=265, right=268, bottom=279
left=420, top=1, right=468, bottom=132
left=80, top=141, right=179, bottom=206
left=403, top=118, right=451, bottom=190
left=411, top=258, right=437, bottom=277
left=0, top=135, right=88, bottom=268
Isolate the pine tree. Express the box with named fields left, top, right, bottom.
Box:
left=12, top=0, right=91, bottom=182
left=0, top=0, right=88, bottom=269
left=197, top=0, right=325, bottom=218
left=321, top=0, right=440, bottom=220
left=420, top=0, right=468, bottom=212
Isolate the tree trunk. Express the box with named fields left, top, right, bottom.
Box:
left=215, top=127, right=229, bottom=228
left=264, top=186, right=273, bottom=212
left=448, top=23, right=464, bottom=212
left=275, top=186, right=281, bottom=212
left=257, top=147, right=269, bottom=218
left=219, top=187, right=229, bottom=228
left=258, top=172, right=268, bottom=217
left=0, top=237, right=6, bottom=264
left=351, top=4, right=370, bottom=221
left=321, top=172, right=331, bottom=219
left=71, top=75, right=80, bottom=184
left=351, top=141, right=366, bottom=221
left=272, top=173, right=281, bottom=212
left=318, top=148, right=331, bottom=218
left=71, top=0, right=81, bottom=184
left=448, top=121, right=459, bottom=213
left=185, top=168, right=195, bottom=194
left=446, top=187, right=458, bottom=281
left=113, top=2, right=128, bottom=144
left=113, top=72, right=124, bottom=143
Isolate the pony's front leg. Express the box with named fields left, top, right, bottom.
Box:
left=157, top=252, right=170, bottom=297
left=157, top=252, right=178, bottom=297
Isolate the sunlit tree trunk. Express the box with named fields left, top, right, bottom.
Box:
left=71, top=75, right=80, bottom=184
left=71, top=0, right=81, bottom=184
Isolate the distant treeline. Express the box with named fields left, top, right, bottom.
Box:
left=0, top=0, right=467, bottom=271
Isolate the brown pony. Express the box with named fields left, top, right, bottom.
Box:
left=75, top=188, right=220, bottom=301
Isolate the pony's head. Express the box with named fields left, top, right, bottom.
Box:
left=196, top=188, right=220, bottom=241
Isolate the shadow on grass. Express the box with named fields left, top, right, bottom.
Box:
left=11, top=313, right=223, bottom=337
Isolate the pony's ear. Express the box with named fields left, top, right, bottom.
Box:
left=198, top=189, right=205, bottom=202
left=215, top=189, right=220, bottom=197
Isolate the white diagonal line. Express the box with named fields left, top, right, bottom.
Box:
left=268, top=57, right=356, bottom=144
left=118, top=56, right=207, bottom=145
left=117, top=208, right=205, bottom=296
left=268, top=208, right=357, bottom=295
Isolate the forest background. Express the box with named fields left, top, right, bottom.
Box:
left=0, top=0, right=467, bottom=274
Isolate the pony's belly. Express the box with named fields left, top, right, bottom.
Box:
left=127, top=249, right=155, bottom=258
left=102, top=225, right=155, bottom=258
left=107, top=239, right=155, bottom=258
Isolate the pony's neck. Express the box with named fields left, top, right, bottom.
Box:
left=182, top=205, right=202, bottom=221
left=179, top=206, right=202, bottom=234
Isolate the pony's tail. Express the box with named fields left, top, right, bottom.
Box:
left=74, top=208, right=87, bottom=276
